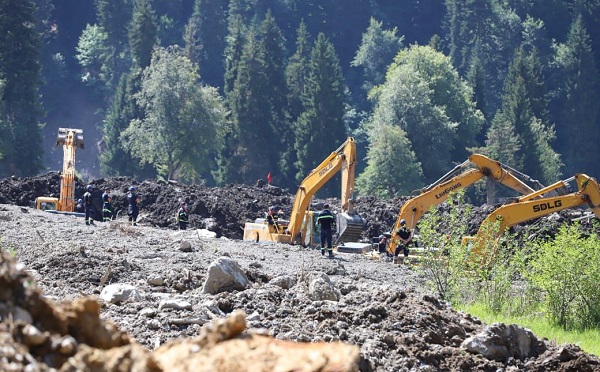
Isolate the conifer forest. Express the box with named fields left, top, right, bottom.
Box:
left=1, top=0, right=600, bottom=199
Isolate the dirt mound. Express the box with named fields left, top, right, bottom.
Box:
left=2, top=175, right=600, bottom=371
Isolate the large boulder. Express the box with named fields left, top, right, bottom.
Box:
left=202, top=257, right=250, bottom=294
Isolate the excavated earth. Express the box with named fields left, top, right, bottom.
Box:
left=0, top=173, right=599, bottom=371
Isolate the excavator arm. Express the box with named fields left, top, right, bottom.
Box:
left=243, top=137, right=364, bottom=246
left=465, top=174, right=600, bottom=252
left=56, top=128, right=84, bottom=212
left=388, top=154, right=540, bottom=254
left=287, top=137, right=358, bottom=241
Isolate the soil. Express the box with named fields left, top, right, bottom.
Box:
left=1, top=173, right=599, bottom=371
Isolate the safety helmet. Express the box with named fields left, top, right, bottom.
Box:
left=86, top=185, right=93, bottom=191
left=400, top=219, right=406, bottom=226
left=129, top=186, right=136, bottom=192
left=105, top=187, right=110, bottom=191
left=269, top=206, right=276, bottom=212
left=77, top=199, right=83, bottom=204
left=379, top=234, right=385, bottom=239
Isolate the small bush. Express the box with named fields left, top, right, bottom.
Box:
left=526, top=223, right=600, bottom=330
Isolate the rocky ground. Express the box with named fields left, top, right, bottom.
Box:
left=1, top=173, right=600, bottom=371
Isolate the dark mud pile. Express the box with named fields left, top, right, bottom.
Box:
left=0, top=172, right=592, bottom=242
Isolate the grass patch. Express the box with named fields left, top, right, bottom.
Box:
left=458, top=302, right=600, bottom=357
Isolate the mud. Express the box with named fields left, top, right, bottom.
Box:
left=0, top=174, right=599, bottom=371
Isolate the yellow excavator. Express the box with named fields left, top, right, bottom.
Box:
left=462, top=173, right=600, bottom=258
left=387, top=154, right=544, bottom=255
left=35, top=128, right=85, bottom=213
left=243, top=137, right=364, bottom=247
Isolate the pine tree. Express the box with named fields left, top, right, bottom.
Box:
left=223, top=14, right=246, bottom=98
left=487, top=45, right=561, bottom=183
left=283, top=21, right=311, bottom=189
left=100, top=72, right=155, bottom=179
left=294, top=33, right=347, bottom=197
left=227, top=27, right=276, bottom=183
left=0, top=0, right=43, bottom=177
left=183, top=0, right=228, bottom=88
left=95, top=0, right=132, bottom=89
left=129, top=0, right=157, bottom=69
left=554, top=15, right=600, bottom=175
left=351, top=17, right=403, bottom=94
left=258, top=10, right=289, bottom=188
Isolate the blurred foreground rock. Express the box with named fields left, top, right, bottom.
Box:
left=0, top=251, right=361, bottom=372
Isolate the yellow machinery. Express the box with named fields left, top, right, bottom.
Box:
left=35, top=128, right=85, bottom=212
left=388, top=154, right=543, bottom=255
left=462, top=173, right=600, bottom=256
left=243, top=137, right=364, bottom=247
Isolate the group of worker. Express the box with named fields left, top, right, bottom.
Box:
left=77, top=185, right=141, bottom=227
left=266, top=203, right=413, bottom=263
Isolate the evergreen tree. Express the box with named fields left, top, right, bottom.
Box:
left=283, top=20, right=311, bottom=188
left=183, top=0, right=228, bottom=89
left=487, top=45, right=561, bottom=183
left=258, top=10, right=289, bottom=187
left=0, top=0, right=44, bottom=177
left=95, top=0, right=132, bottom=90
left=100, top=71, right=155, bottom=179
left=554, top=15, right=600, bottom=175
left=356, top=124, right=423, bottom=198
left=294, top=33, right=347, bottom=197
left=129, top=0, right=157, bottom=69
left=227, top=27, right=276, bottom=183
left=351, top=17, right=403, bottom=95
left=223, top=14, right=246, bottom=98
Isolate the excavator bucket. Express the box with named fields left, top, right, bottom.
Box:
left=57, top=128, right=85, bottom=149
left=335, top=211, right=365, bottom=244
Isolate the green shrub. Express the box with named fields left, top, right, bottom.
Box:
left=526, top=223, right=600, bottom=330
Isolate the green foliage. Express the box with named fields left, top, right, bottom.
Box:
left=76, top=24, right=109, bottom=89
left=553, top=15, right=600, bottom=176
left=351, top=17, right=404, bottom=94
left=483, top=45, right=562, bottom=184
left=355, top=124, right=423, bottom=198
left=129, top=0, right=157, bottom=69
left=122, top=46, right=227, bottom=182
left=416, top=191, right=472, bottom=301
left=294, top=33, right=347, bottom=197
left=183, top=0, right=228, bottom=88
left=366, top=45, right=483, bottom=185
left=526, top=223, right=600, bottom=330
left=0, top=0, right=44, bottom=177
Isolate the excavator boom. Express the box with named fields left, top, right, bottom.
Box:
left=57, top=128, right=84, bottom=212
left=243, top=137, right=364, bottom=246
left=466, top=174, right=600, bottom=249
left=388, top=154, right=540, bottom=254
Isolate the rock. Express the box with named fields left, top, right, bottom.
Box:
left=99, top=284, right=142, bottom=304
left=197, top=229, right=217, bottom=239
left=308, top=272, right=341, bottom=301
left=179, top=240, right=193, bottom=252
left=147, top=275, right=165, bottom=286
left=159, top=299, right=193, bottom=311
left=270, top=275, right=297, bottom=289
left=462, top=323, right=541, bottom=362
left=202, top=257, right=250, bottom=294
left=58, top=336, right=77, bottom=355
left=22, top=324, right=46, bottom=346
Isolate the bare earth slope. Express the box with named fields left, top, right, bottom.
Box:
left=1, top=174, right=599, bottom=371
left=0, top=213, right=599, bottom=371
